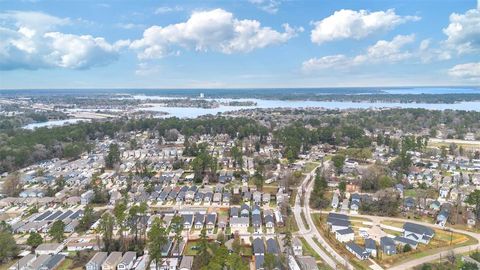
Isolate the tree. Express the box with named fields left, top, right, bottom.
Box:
left=48, top=220, right=65, bottom=242
left=403, top=244, right=412, bottom=253
left=226, top=253, right=247, bottom=270
left=461, top=262, right=479, bottom=270
left=216, top=231, right=225, bottom=244
left=253, top=169, right=264, bottom=191
left=0, top=230, right=18, bottom=264
left=420, top=264, right=432, bottom=270
left=105, top=143, right=121, bottom=169
left=113, top=202, right=127, bottom=251
left=99, top=213, right=115, bottom=252
left=338, top=181, right=346, bottom=193
left=264, top=253, right=276, bottom=270
left=466, top=190, right=480, bottom=220
left=232, top=233, right=241, bottom=254
left=148, top=217, right=168, bottom=270
left=331, top=154, right=345, bottom=173
left=2, top=173, right=21, bottom=197
left=283, top=227, right=292, bottom=252
left=195, top=228, right=210, bottom=268
left=77, top=204, right=96, bottom=233
left=170, top=215, right=184, bottom=255
left=26, top=232, right=43, bottom=249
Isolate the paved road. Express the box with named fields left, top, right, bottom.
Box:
left=313, top=211, right=480, bottom=270
left=293, top=164, right=355, bottom=270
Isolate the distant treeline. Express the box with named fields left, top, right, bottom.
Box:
left=287, top=93, right=480, bottom=104
left=0, top=117, right=268, bottom=173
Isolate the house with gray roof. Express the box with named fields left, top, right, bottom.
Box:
left=117, top=251, right=137, bottom=270
left=102, top=252, right=123, bottom=270
left=364, top=238, right=377, bottom=257
left=179, top=256, right=194, bottom=270
left=266, top=238, right=279, bottom=255
left=394, top=236, right=418, bottom=249
left=380, top=237, right=396, bottom=255
left=8, top=253, right=36, bottom=270
left=403, top=222, right=434, bottom=244
left=346, top=242, right=369, bottom=260
left=85, top=252, right=108, bottom=270
left=253, top=238, right=265, bottom=256
left=39, top=254, right=65, bottom=270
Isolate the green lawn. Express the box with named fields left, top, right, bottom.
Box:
left=185, top=241, right=200, bottom=256
left=299, top=237, right=322, bottom=260
left=301, top=211, right=310, bottom=230
left=303, top=162, right=320, bottom=173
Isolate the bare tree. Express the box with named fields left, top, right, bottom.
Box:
left=2, top=173, right=21, bottom=197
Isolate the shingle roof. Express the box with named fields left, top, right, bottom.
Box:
left=403, top=222, right=434, bottom=237
left=253, top=238, right=265, bottom=254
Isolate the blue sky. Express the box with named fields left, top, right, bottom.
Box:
left=0, top=0, right=479, bottom=89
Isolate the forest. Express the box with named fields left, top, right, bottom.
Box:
left=0, top=117, right=268, bottom=173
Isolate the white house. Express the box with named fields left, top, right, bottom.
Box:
left=335, top=228, right=354, bottom=243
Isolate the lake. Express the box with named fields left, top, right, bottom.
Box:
left=137, top=98, right=480, bottom=118
left=23, top=119, right=91, bottom=130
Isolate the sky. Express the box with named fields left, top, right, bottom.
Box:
left=0, top=0, right=479, bottom=89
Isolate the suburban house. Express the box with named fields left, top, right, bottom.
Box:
left=380, top=237, right=396, bottom=256
left=403, top=222, right=435, bottom=244
left=346, top=242, right=369, bottom=260
left=327, top=213, right=350, bottom=232
left=394, top=236, right=419, bottom=249
left=206, top=213, right=217, bottom=231
left=181, top=214, right=194, bottom=230
left=179, top=256, right=194, bottom=270
left=86, top=252, right=108, bottom=270
left=364, top=238, right=377, bottom=257
left=39, top=254, right=65, bottom=270
left=253, top=238, right=265, bottom=256
left=335, top=228, right=354, bottom=243
left=102, top=252, right=123, bottom=270
left=230, top=217, right=249, bottom=231
left=117, top=252, right=137, bottom=270
left=266, top=238, right=279, bottom=255
left=194, top=213, right=205, bottom=230
left=35, top=243, right=64, bottom=255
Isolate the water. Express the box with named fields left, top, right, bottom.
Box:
left=137, top=98, right=480, bottom=118
left=23, top=119, right=91, bottom=130
left=382, top=87, right=480, bottom=95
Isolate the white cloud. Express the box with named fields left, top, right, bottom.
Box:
left=418, top=38, right=452, bottom=62
left=311, top=9, right=420, bottom=44
left=116, top=23, right=145, bottom=30
left=248, top=0, right=282, bottom=14
left=448, top=62, right=480, bottom=80
left=154, top=6, right=183, bottom=14
left=0, top=11, right=120, bottom=70
left=43, top=32, right=118, bottom=69
left=130, top=8, right=302, bottom=59
left=303, top=34, right=415, bottom=72
left=302, top=55, right=350, bottom=71
left=443, top=8, right=480, bottom=54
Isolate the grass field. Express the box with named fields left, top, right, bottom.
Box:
left=299, top=237, right=322, bottom=261
left=303, top=162, right=320, bottom=174
left=301, top=211, right=310, bottom=230
left=185, top=240, right=200, bottom=256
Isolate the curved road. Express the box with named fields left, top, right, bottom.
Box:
left=293, top=164, right=355, bottom=270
